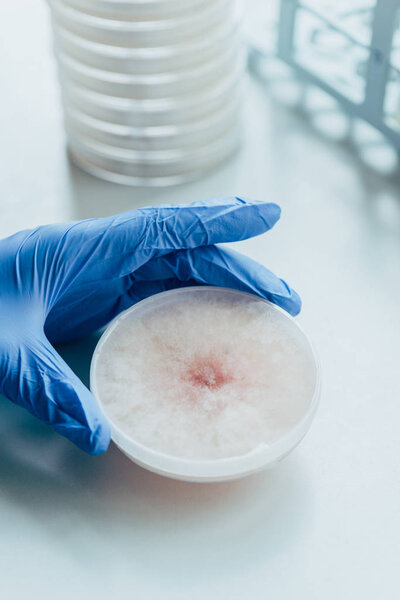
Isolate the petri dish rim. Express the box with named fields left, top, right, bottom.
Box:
left=55, top=42, right=239, bottom=86
left=51, top=17, right=237, bottom=61
left=49, top=0, right=230, bottom=32
left=67, top=142, right=239, bottom=186
left=61, top=0, right=212, bottom=19
left=66, top=117, right=241, bottom=161
left=63, top=93, right=240, bottom=139
left=58, top=60, right=242, bottom=111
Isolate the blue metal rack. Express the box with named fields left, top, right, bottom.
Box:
left=249, top=0, right=400, bottom=150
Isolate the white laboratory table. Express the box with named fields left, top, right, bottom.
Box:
left=1, top=2, right=400, bottom=599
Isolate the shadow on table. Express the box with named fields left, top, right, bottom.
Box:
left=65, top=149, right=244, bottom=221
left=0, top=334, right=314, bottom=581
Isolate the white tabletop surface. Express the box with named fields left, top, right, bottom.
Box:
left=1, top=2, right=400, bottom=599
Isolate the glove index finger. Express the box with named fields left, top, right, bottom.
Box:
left=47, top=198, right=281, bottom=285
left=135, top=197, right=281, bottom=254
left=100, top=197, right=280, bottom=272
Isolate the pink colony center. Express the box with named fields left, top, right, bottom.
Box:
left=183, top=355, right=233, bottom=391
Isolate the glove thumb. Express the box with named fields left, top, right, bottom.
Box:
left=0, top=335, right=110, bottom=455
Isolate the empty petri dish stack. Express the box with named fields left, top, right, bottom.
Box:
left=48, top=0, right=243, bottom=186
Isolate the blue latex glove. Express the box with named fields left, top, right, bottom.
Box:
left=0, top=197, right=300, bottom=455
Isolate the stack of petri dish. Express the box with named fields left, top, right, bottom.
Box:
left=48, top=0, right=243, bottom=186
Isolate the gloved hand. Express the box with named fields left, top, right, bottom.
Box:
left=0, top=197, right=300, bottom=455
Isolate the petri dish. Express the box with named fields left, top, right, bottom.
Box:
left=61, top=0, right=216, bottom=21
left=55, top=43, right=240, bottom=98
left=48, top=0, right=232, bottom=47
left=59, top=64, right=242, bottom=126
left=68, top=147, right=238, bottom=186
left=63, top=95, right=240, bottom=150
left=90, top=287, right=320, bottom=482
left=66, top=121, right=241, bottom=184
left=51, top=18, right=237, bottom=74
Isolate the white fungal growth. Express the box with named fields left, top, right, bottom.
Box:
left=95, top=291, right=316, bottom=460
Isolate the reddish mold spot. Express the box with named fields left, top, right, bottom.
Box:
left=184, top=354, right=232, bottom=390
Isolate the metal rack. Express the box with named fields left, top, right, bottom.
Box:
left=248, top=0, right=400, bottom=150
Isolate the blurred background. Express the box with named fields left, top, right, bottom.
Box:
left=0, top=1, right=399, bottom=599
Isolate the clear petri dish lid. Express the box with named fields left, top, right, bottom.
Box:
left=51, top=17, right=237, bottom=74
left=90, top=287, right=320, bottom=481
left=63, top=94, right=240, bottom=150
left=55, top=43, right=241, bottom=98
left=67, top=122, right=241, bottom=184
left=58, top=62, right=243, bottom=126
left=48, top=0, right=233, bottom=47
left=68, top=144, right=238, bottom=186
left=67, top=118, right=241, bottom=163
left=61, top=0, right=216, bottom=21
